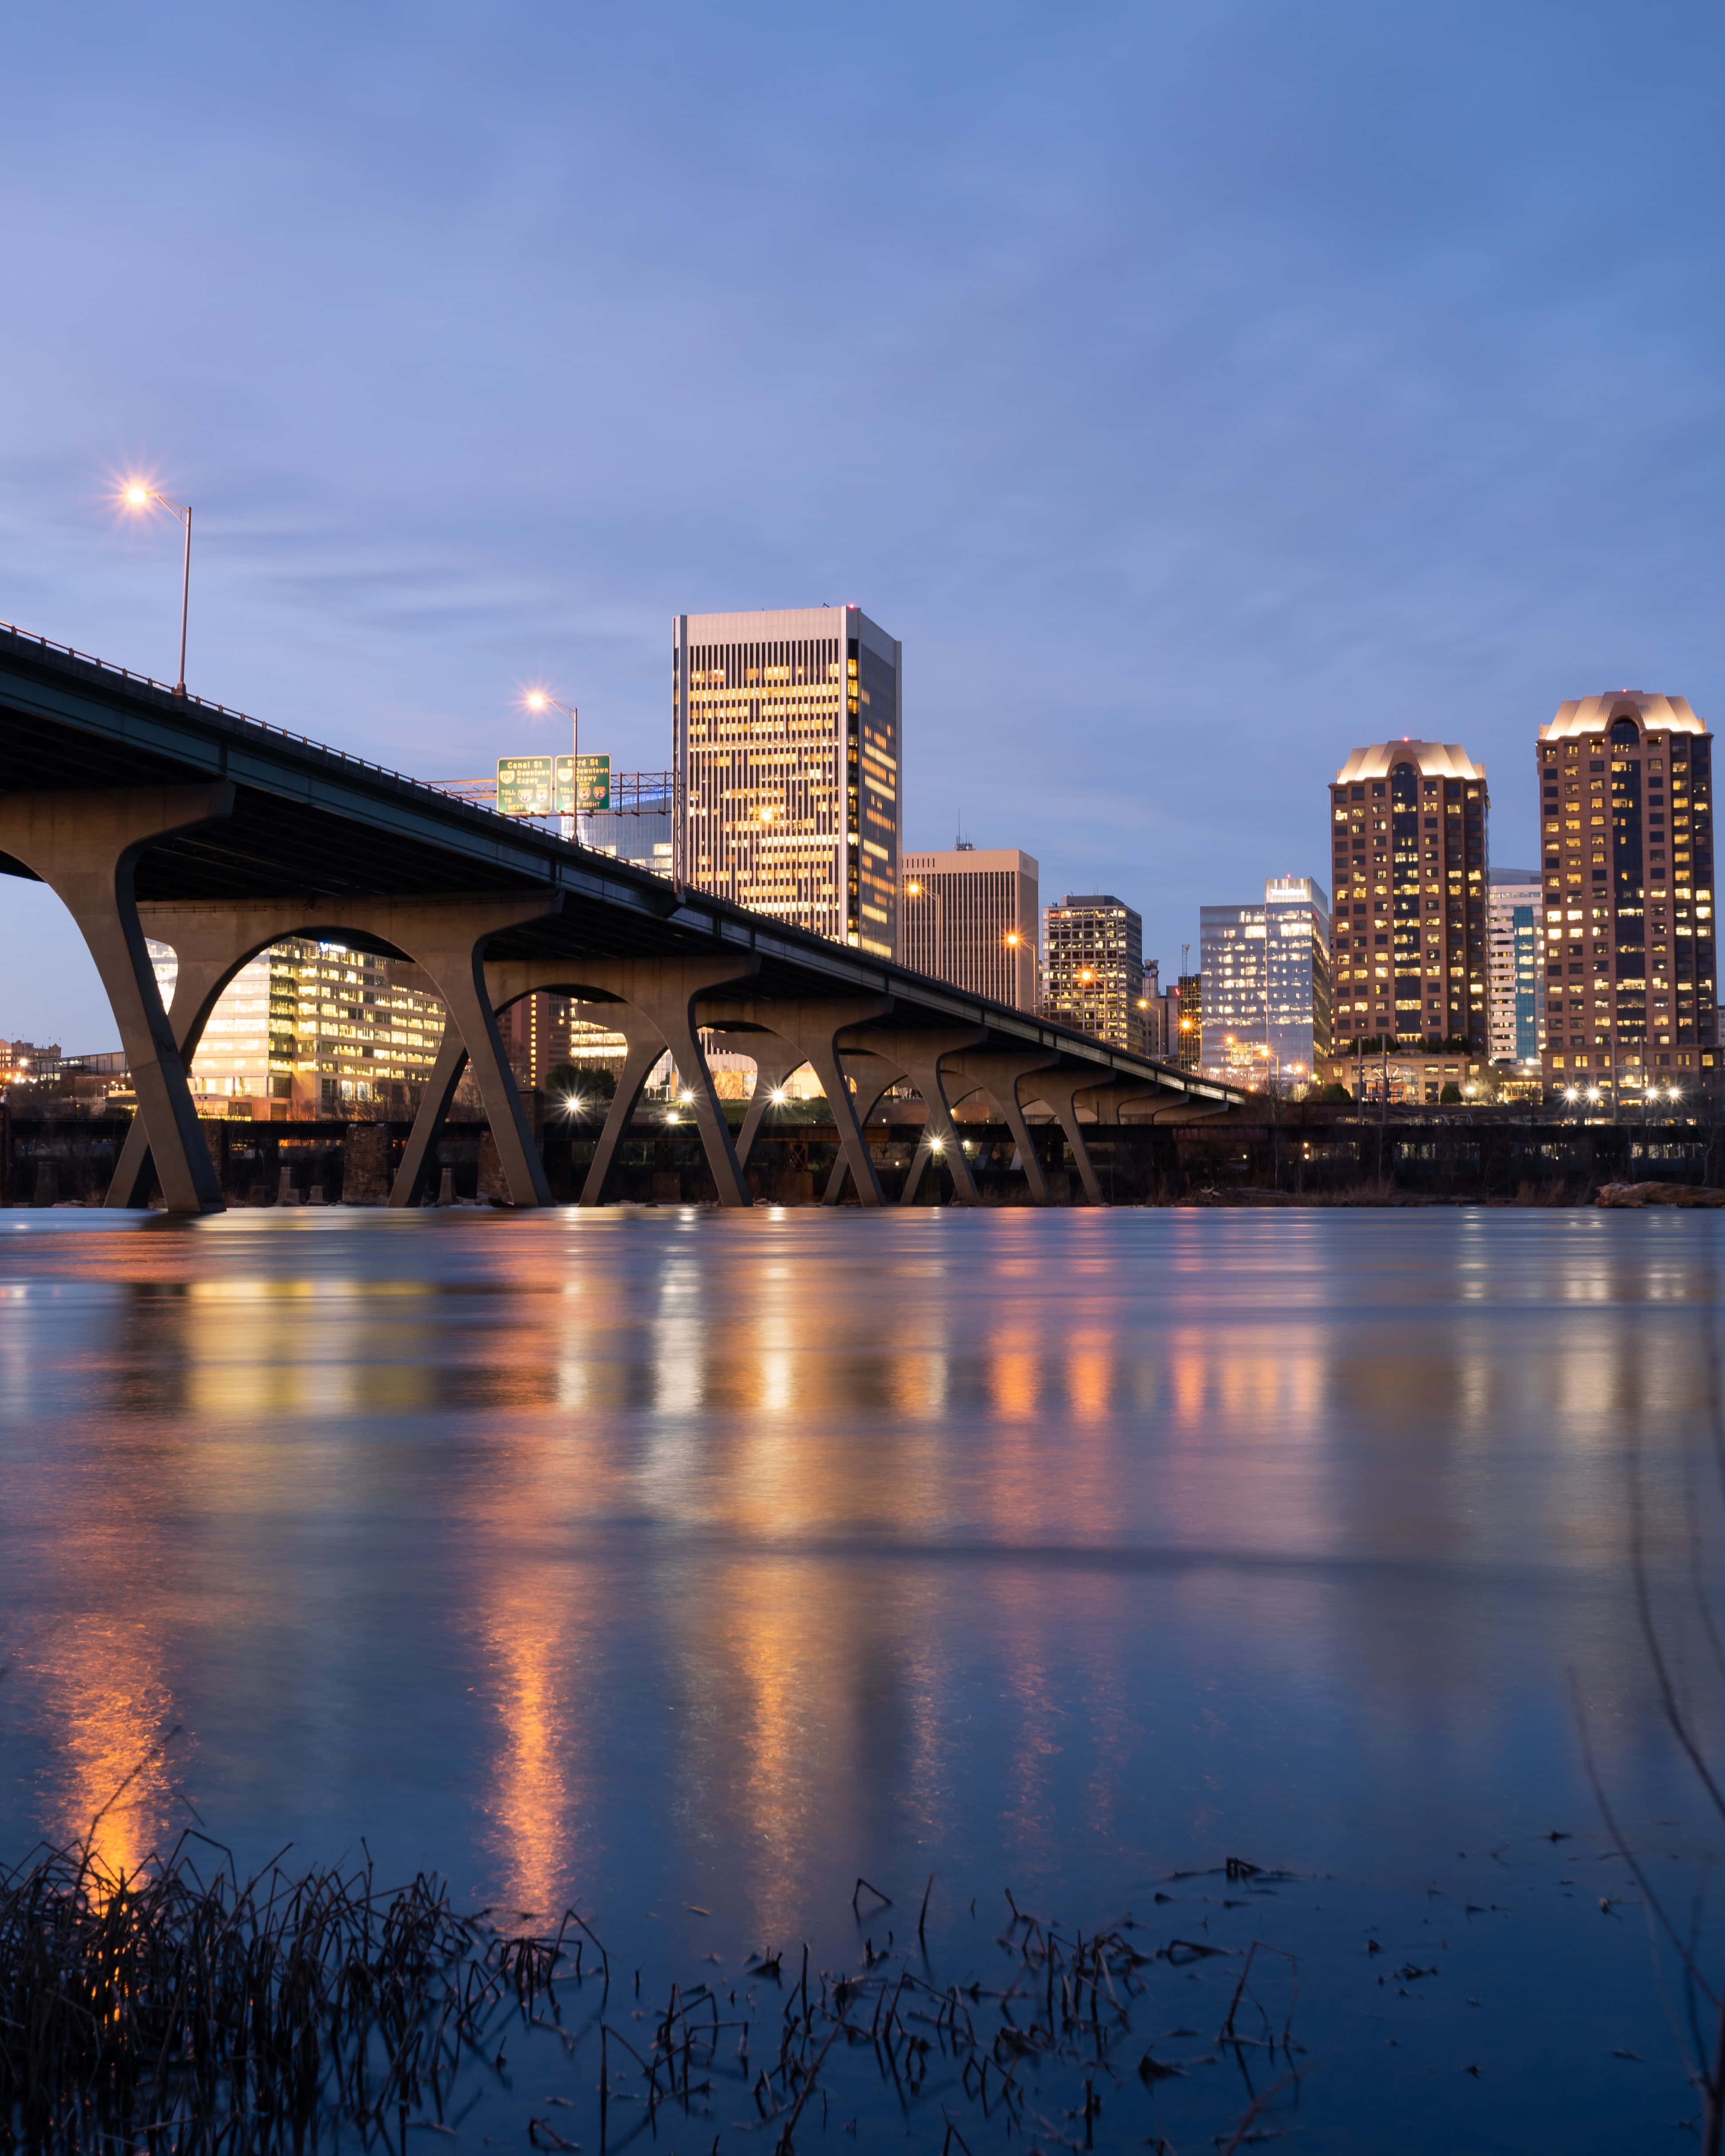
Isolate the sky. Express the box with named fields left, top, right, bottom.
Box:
left=4, top=0, right=1724, bottom=1043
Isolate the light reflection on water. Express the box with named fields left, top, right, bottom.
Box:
left=0, top=1207, right=1720, bottom=1949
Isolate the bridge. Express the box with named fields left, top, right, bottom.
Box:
left=0, top=619, right=1253, bottom=1212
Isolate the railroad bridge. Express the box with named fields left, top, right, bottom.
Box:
left=0, top=622, right=1251, bottom=1211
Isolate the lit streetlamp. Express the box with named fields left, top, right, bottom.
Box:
left=525, top=690, right=579, bottom=837
left=121, top=481, right=192, bottom=697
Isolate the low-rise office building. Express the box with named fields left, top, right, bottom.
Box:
left=149, top=938, right=450, bottom=1118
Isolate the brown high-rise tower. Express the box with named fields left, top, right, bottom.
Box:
left=1537, top=694, right=1716, bottom=1095
left=1328, top=742, right=1489, bottom=1050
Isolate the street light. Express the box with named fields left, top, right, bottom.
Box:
left=525, top=690, right=579, bottom=835
left=120, top=480, right=192, bottom=696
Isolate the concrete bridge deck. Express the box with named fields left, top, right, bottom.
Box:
left=0, top=618, right=1254, bottom=1210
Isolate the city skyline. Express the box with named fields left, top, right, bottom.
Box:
left=4, top=3, right=1723, bottom=1041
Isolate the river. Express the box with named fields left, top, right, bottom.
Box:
left=2, top=1206, right=1721, bottom=2151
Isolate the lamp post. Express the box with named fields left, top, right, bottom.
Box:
left=903, top=878, right=945, bottom=980
left=1007, top=929, right=1030, bottom=1013
left=525, top=691, right=579, bottom=838
left=122, top=482, right=192, bottom=697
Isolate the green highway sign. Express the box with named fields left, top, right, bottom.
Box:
left=497, top=752, right=610, bottom=817
left=497, top=754, right=563, bottom=816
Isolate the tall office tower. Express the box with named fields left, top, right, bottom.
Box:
left=1537, top=693, right=1716, bottom=1091
left=1329, top=743, right=1489, bottom=1051
left=900, top=845, right=1039, bottom=1009
left=1487, top=869, right=1545, bottom=1067
left=148, top=939, right=448, bottom=1118
left=1198, top=877, right=1332, bottom=1084
left=1139, top=960, right=1163, bottom=1055
left=1042, top=895, right=1145, bottom=1051
left=674, top=606, right=902, bottom=957
left=1172, top=973, right=1202, bottom=1069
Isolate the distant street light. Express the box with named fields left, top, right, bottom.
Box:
left=121, top=481, right=192, bottom=696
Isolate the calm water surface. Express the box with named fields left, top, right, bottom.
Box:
left=2, top=1207, right=1721, bottom=2150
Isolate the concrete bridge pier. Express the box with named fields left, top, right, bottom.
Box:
left=822, top=1051, right=908, bottom=1202
left=721, top=1031, right=811, bottom=1171
left=113, top=896, right=349, bottom=1207
left=383, top=899, right=564, bottom=1208
left=388, top=1023, right=470, bottom=1207
left=1021, top=1070, right=1113, bottom=1205
left=391, top=954, right=764, bottom=1208
left=942, top=1051, right=1060, bottom=1203
left=708, top=997, right=893, bottom=1204
left=580, top=1017, right=672, bottom=1204
left=868, top=1028, right=988, bottom=1205
left=0, top=784, right=237, bottom=1213
left=129, top=890, right=562, bottom=1209
left=575, top=958, right=762, bottom=1207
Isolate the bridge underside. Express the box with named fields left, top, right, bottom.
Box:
left=0, top=623, right=1253, bottom=1211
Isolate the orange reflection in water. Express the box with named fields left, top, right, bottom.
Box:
left=455, top=1415, right=632, bottom=1917
left=665, top=1558, right=943, bottom=1939
left=32, top=1615, right=177, bottom=1882
left=474, top=1565, right=588, bottom=1919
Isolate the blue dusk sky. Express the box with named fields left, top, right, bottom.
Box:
left=3, top=1, right=1722, bottom=1043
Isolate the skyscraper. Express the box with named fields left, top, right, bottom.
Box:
left=1140, top=960, right=1163, bottom=1056
left=901, top=845, right=1039, bottom=1009
left=1537, top=693, right=1716, bottom=1092
left=1042, top=895, right=1144, bottom=1052
left=1329, top=742, right=1489, bottom=1051
left=1171, top=973, right=1201, bottom=1070
left=1198, top=877, right=1331, bottom=1085
left=1487, top=868, right=1545, bottom=1068
left=674, top=606, right=902, bottom=957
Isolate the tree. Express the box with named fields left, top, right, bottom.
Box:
left=544, top=1061, right=616, bottom=1103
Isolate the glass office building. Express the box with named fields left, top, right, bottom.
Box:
left=1487, top=868, right=1545, bottom=1067
left=1199, top=878, right=1331, bottom=1085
